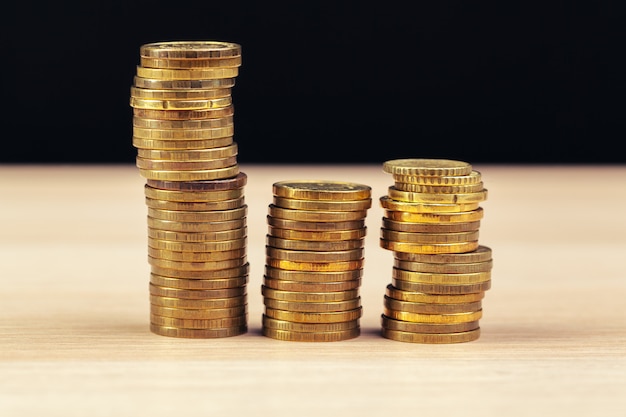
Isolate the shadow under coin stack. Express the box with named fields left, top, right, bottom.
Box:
left=129, top=41, right=249, bottom=338
left=378, top=158, right=492, bottom=343
left=262, top=180, right=372, bottom=342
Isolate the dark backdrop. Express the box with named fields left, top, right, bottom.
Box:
left=4, top=2, right=625, bottom=164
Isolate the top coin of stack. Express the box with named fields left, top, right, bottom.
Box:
left=378, top=158, right=493, bottom=344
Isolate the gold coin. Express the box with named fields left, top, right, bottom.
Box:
left=392, top=170, right=482, bottom=186
left=151, top=304, right=247, bottom=319
left=266, top=258, right=364, bottom=272
left=382, top=218, right=480, bottom=233
left=150, top=313, right=247, bottom=329
left=394, top=259, right=493, bottom=273
left=133, top=136, right=234, bottom=150
left=261, top=286, right=360, bottom=302
left=144, top=185, right=244, bottom=202
left=140, top=56, right=242, bottom=69
left=393, top=181, right=484, bottom=194
left=387, top=186, right=488, bottom=204
left=136, top=156, right=237, bottom=171
left=380, top=239, right=479, bottom=254
left=133, top=105, right=234, bottom=120
left=150, top=294, right=246, bottom=309
left=139, top=166, right=240, bottom=181
left=264, top=266, right=362, bottom=282
left=394, top=246, right=493, bottom=264
left=137, top=145, right=238, bottom=161
left=379, top=196, right=480, bottom=213
left=149, top=255, right=247, bottom=271
left=133, top=76, right=236, bottom=90
left=392, top=267, right=491, bottom=284
left=133, top=115, right=234, bottom=129
left=262, top=327, right=360, bottom=342
left=267, top=216, right=365, bottom=231
left=151, top=272, right=249, bottom=289
left=391, top=277, right=491, bottom=294
left=268, top=226, right=367, bottom=241
left=263, top=297, right=361, bottom=313
left=135, top=66, right=239, bottom=80
left=133, top=125, right=234, bottom=139
left=381, top=327, right=480, bottom=343
left=382, top=159, right=473, bottom=176
left=383, top=307, right=482, bottom=324
left=265, top=235, right=364, bottom=251
left=263, top=315, right=359, bottom=332
left=150, top=283, right=246, bottom=299
left=130, top=86, right=232, bottom=100
left=130, top=96, right=233, bottom=110
left=380, top=229, right=480, bottom=244
left=272, top=180, right=371, bottom=201
left=383, top=295, right=482, bottom=314
left=148, top=237, right=247, bottom=252
left=140, top=41, right=242, bottom=59
left=384, top=284, right=485, bottom=303
left=384, top=207, right=484, bottom=223
left=266, top=246, right=364, bottom=262
left=150, top=323, right=247, bottom=338
left=381, top=315, right=480, bottom=334
left=268, top=204, right=368, bottom=222
left=147, top=227, right=247, bottom=242
left=273, top=196, right=373, bottom=211
left=147, top=206, right=247, bottom=222
left=147, top=172, right=247, bottom=191
left=145, top=196, right=245, bottom=211
left=264, top=306, right=362, bottom=323
left=147, top=246, right=246, bottom=262
left=147, top=216, right=245, bottom=232
left=263, top=277, right=361, bottom=292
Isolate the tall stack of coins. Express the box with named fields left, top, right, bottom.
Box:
left=262, top=180, right=372, bottom=342
left=378, top=159, right=492, bottom=343
left=129, top=41, right=249, bottom=338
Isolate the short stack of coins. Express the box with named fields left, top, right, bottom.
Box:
left=129, top=40, right=249, bottom=338
left=262, top=180, right=372, bottom=342
left=378, top=158, right=492, bottom=343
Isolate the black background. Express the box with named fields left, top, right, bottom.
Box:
left=4, top=1, right=625, bottom=164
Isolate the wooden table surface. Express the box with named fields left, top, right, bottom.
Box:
left=1, top=163, right=625, bottom=417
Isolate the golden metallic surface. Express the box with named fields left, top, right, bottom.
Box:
left=262, top=315, right=359, bottom=332
left=133, top=105, right=234, bottom=120
left=150, top=294, right=247, bottom=309
left=147, top=216, right=245, bottom=232
left=136, top=156, right=237, bottom=171
left=133, top=76, right=236, bottom=90
left=272, top=180, right=372, bottom=201
left=150, top=323, right=247, bottom=338
left=268, top=226, right=367, bottom=241
left=130, top=96, right=233, bottom=110
left=148, top=255, right=247, bottom=271
left=273, top=196, right=373, bottom=211
left=150, top=313, right=247, bottom=329
left=140, top=56, right=242, bottom=69
left=148, top=227, right=247, bottom=243
left=387, top=186, right=488, bottom=204
left=263, top=277, right=361, bottom=292
left=381, top=327, right=480, bottom=344
left=151, top=304, right=247, bottom=319
left=392, top=267, right=492, bottom=284
left=264, top=306, right=362, bottom=323
left=383, top=308, right=483, bottom=324
left=140, top=41, right=242, bottom=59
left=144, top=185, right=244, bottom=202
left=384, top=207, right=484, bottom=223
left=147, top=172, right=246, bottom=191
left=261, top=286, right=360, bottom=302
left=266, top=258, right=364, bottom=272
left=132, top=125, right=235, bottom=139
left=137, top=145, right=238, bottom=161
left=384, top=284, right=485, bottom=304
left=379, top=196, right=480, bottom=213
left=268, top=204, right=368, bottom=222
left=147, top=246, right=246, bottom=262
left=265, top=235, right=364, bottom=251
left=135, top=66, right=239, bottom=80
left=267, top=216, right=365, bottom=231
left=139, top=166, right=240, bottom=181
left=262, top=327, right=360, bottom=342
left=394, top=258, right=493, bottom=274
left=394, top=245, right=492, bottom=264
left=133, top=115, right=234, bottom=129
left=147, top=206, right=247, bottom=222
left=381, top=315, right=480, bottom=334
left=263, top=297, right=361, bottom=313
left=147, top=237, right=247, bottom=252
left=130, top=86, right=232, bottom=100
left=265, top=246, right=364, bottom=262
left=380, top=229, right=480, bottom=244
left=152, top=264, right=249, bottom=280
left=149, top=283, right=246, bottom=299
left=382, top=218, right=480, bottom=233
left=391, top=278, right=491, bottom=294
left=150, top=273, right=249, bottom=289
left=382, top=158, right=473, bottom=176
left=393, top=181, right=484, bottom=194
left=145, top=196, right=245, bottom=211
left=133, top=136, right=234, bottom=150
left=383, top=295, right=482, bottom=314
left=264, top=266, right=362, bottom=282
left=380, top=239, right=479, bottom=254
left=392, top=170, right=482, bottom=186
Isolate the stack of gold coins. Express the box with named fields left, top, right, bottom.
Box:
left=378, top=158, right=492, bottom=343
left=262, top=180, right=372, bottom=342
left=129, top=40, right=249, bottom=338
